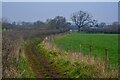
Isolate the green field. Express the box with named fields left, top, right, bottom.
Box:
left=54, top=33, right=119, bottom=65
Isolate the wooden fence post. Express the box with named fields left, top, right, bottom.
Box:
left=50, top=36, right=51, bottom=41
left=80, top=44, right=82, bottom=53
left=52, top=35, right=54, bottom=41
left=89, top=44, right=92, bottom=57
left=105, top=48, right=109, bottom=69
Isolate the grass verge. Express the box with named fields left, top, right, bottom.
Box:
left=36, top=41, right=118, bottom=78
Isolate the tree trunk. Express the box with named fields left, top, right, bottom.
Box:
left=78, top=26, right=81, bottom=32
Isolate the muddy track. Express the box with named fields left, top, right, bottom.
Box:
left=25, top=45, right=48, bottom=78
left=25, top=42, right=63, bottom=78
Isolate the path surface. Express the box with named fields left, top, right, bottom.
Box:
left=25, top=42, right=63, bottom=78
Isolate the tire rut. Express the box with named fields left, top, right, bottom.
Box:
left=25, top=45, right=50, bottom=78
left=25, top=43, right=63, bottom=78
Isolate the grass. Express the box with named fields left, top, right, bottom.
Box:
left=14, top=36, right=118, bottom=78
left=54, top=33, right=119, bottom=66
left=17, top=58, right=36, bottom=78
left=36, top=43, right=95, bottom=78
left=22, top=38, right=51, bottom=78
left=14, top=40, right=37, bottom=78
left=36, top=40, right=118, bottom=78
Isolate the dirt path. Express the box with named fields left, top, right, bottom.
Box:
left=25, top=42, right=63, bottom=78
left=25, top=45, right=49, bottom=78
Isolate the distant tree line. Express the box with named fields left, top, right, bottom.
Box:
left=81, top=22, right=120, bottom=34
left=2, top=10, right=120, bottom=34
left=2, top=16, right=71, bottom=31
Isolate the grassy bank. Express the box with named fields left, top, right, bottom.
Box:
left=36, top=41, right=118, bottom=78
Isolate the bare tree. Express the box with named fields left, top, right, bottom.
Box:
left=71, top=11, right=93, bottom=32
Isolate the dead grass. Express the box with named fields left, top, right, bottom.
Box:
left=41, top=36, right=118, bottom=78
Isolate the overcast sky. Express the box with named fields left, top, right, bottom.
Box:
left=2, top=2, right=118, bottom=24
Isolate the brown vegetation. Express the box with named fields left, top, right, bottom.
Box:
left=2, top=29, right=68, bottom=78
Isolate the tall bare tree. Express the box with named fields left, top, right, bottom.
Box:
left=71, top=11, right=93, bottom=32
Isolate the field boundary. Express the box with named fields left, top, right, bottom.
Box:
left=43, top=33, right=118, bottom=72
